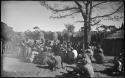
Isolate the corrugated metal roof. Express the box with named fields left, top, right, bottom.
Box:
left=105, top=29, right=124, bottom=39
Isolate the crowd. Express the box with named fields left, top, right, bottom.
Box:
left=18, top=37, right=124, bottom=77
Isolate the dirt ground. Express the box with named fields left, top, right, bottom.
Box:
left=1, top=54, right=124, bottom=78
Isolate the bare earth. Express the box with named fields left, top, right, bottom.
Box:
left=1, top=55, right=124, bottom=78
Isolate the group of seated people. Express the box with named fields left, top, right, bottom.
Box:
left=24, top=38, right=105, bottom=64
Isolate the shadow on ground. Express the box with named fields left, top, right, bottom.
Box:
left=36, top=65, right=49, bottom=69
left=99, top=68, right=124, bottom=77
left=65, top=66, right=75, bottom=69
left=56, top=71, right=83, bottom=78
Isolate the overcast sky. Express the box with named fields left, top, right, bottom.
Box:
left=1, top=1, right=124, bottom=32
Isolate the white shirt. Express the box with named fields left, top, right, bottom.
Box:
left=72, top=49, right=78, bottom=59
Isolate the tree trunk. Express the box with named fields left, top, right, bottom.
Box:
left=84, top=22, right=89, bottom=50
left=83, top=3, right=89, bottom=50
left=83, top=1, right=92, bottom=51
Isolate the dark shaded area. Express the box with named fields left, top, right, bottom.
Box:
left=63, top=61, right=74, bottom=65
left=103, top=39, right=124, bottom=56
left=1, top=22, right=11, bottom=42
left=36, top=65, right=49, bottom=69
left=102, top=28, right=124, bottom=56
left=56, top=70, right=85, bottom=78
left=100, top=68, right=124, bottom=77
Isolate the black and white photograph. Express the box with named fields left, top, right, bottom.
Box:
left=1, top=1, right=124, bottom=77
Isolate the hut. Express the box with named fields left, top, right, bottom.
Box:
left=102, top=29, right=124, bottom=56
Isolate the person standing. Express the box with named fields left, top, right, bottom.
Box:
left=85, top=46, right=95, bottom=62
left=67, top=42, right=74, bottom=63
left=95, top=44, right=105, bottom=64
left=19, top=40, right=27, bottom=61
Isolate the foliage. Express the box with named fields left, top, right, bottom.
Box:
left=1, top=22, right=26, bottom=55
left=24, top=27, right=45, bottom=41
left=44, top=31, right=54, bottom=40
left=24, top=30, right=33, bottom=40
left=96, top=25, right=118, bottom=32
left=61, top=24, right=75, bottom=41
left=1, top=22, right=14, bottom=42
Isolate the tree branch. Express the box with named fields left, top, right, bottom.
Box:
left=91, top=4, right=124, bottom=19
left=91, top=1, right=108, bottom=9
left=40, top=1, right=78, bottom=13
left=40, top=1, right=80, bottom=19
left=74, top=0, right=86, bottom=19
left=75, top=19, right=101, bottom=26
left=74, top=0, right=82, bottom=8
left=82, top=1, right=86, bottom=5
left=89, top=1, right=92, bottom=26
left=75, top=20, right=84, bottom=23
left=91, top=20, right=101, bottom=26
left=50, top=10, right=80, bottom=19
left=48, top=7, right=79, bottom=12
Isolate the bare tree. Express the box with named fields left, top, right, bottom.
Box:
left=40, top=0, right=124, bottom=50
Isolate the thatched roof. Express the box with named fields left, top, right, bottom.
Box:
left=104, top=29, right=124, bottom=39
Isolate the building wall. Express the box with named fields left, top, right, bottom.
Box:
left=102, top=39, right=124, bottom=56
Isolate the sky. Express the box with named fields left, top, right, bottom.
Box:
left=1, top=1, right=124, bottom=32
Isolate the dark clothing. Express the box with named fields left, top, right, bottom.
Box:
left=94, top=48, right=105, bottom=64
left=52, top=44, right=60, bottom=55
